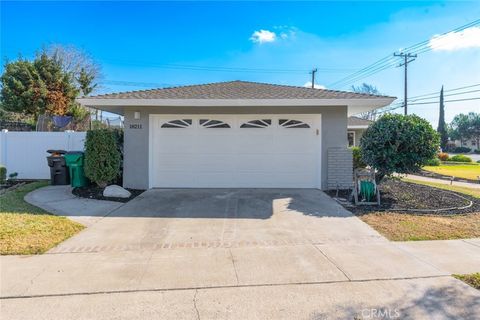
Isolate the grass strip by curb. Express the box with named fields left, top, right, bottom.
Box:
left=454, top=273, right=480, bottom=290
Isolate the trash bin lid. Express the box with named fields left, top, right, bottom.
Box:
left=47, top=149, right=67, bottom=155
left=64, top=151, right=85, bottom=164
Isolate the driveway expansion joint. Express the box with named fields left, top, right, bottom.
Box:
left=0, top=275, right=453, bottom=300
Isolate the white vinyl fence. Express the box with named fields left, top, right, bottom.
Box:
left=0, top=131, right=86, bottom=179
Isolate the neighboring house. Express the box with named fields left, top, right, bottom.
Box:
left=78, top=81, right=394, bottom=190
left=347, top=116, right=373, bottom=147
left=450, top=139, right=478, bottom=151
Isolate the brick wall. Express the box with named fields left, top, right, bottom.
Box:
left=327, top=147, right=353, bottom=189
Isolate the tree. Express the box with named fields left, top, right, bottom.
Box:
left=1, top=54, right=77, bottom=118
left=351, top=83, right=382, bottom=121
left=437, top=86, right=448, bottom=150
left=84, top=129, right=121, bottom=188
left=46, top=44, right=100, bottom=96
left=450, top=113, right=472, bottom=146
left=360, top=114, right=440, bottom=182
left=471, top=112, right=480, bottom=149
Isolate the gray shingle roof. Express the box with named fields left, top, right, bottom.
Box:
left=348, top=116, right=374, bottom=126
left=90, top=80, right=394, bottom=100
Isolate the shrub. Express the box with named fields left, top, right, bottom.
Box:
left=474, top=149, right=480, bottom=154
left=84, top=129, right=121, bottom=188
left=425, top=158, right=441, bottom=166
left=360, top=114, right=439, bottom=182
left=0, top=165, right=6, bottom=184
left=351, top=147, right=366, bottom=169
left=477, top=160, right=480, bottom=164
left=453, top=146, right=471, bottom=153
left=437, top=152, right=450, bottom=161
left=449, top=154, right=473, bottom=163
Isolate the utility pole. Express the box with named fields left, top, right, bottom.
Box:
left=394, top=52, right=417, bottom=115
left=310, top=68, right=318, bottom=88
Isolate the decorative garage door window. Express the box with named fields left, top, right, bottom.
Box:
left=200, top=119, right=231, bottom=128
left=161, top=119, right=192, bottom=128
left=240, top=119, right=271, bottom=128
left=279, top=119, right=310, bottom=128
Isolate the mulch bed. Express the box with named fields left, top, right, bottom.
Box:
left=72, top=185, right=145, bottom=203
left=327, top=179, right=480, bottom=215
left=417, top=169, right=479, bottom=184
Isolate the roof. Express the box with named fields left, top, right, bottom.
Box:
left=78, top=80, right=396, bottom=116
left=88, top=80, right=394, bottom=100
left=348, top=116, right=373, bottom=127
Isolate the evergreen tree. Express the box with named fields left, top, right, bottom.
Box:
left=437, top=86, right=448, bottom=150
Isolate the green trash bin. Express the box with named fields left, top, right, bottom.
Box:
left=64, top=151, right=88, bottom=187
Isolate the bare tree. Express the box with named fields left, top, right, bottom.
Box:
left=46, top=44, right=101, bottom=96
left=351, top=83, right=382, bottom=121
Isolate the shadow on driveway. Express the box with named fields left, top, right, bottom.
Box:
left=104, top=188, right=352, bottom=219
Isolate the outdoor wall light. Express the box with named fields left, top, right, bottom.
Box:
left=134, top=111, right=141, bottom=120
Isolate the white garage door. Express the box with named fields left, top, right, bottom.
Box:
left=149, top=115, right=321, bottom=188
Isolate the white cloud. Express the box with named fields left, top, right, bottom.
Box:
left=250, top=30, right=276, bottom=44
left=429, top=27, right=480, bottom=51
left=304, top=82, right=326, bottom=89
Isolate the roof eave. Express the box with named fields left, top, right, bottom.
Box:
left=76, top=97, right=396, bottom=116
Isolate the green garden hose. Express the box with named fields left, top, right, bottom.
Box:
left=360, top=180, right=376, bottom=202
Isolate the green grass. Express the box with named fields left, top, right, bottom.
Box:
left=403, top=178, right=480, bottom=199
left=423, top=163, right=480, bottom=180
left=0, top=182, right=84, bottom=255
left=454, top=273, right=480, bottom=290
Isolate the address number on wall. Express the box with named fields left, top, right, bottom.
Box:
left=129, top=124, right=143, bottom=129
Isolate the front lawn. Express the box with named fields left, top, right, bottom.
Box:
left=359, top=212, right=480, bottom=241
left=454, top=273, right=480, bottom=290
left=0, top=182, right=84, bottom=255
left=423, top=163, right=480, bottom=180
left=353, top=179, right=480, bottom=241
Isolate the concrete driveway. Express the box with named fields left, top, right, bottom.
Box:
left=2, top=188, right=479, bottom=319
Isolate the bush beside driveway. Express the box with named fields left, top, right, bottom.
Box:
left=0, top=182, right=84, bottom=255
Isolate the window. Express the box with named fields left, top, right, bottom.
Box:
left=200, top=119, right=230, bottom=128
left=240, top=119, right=271, bottom=128
left=161, top=119, right=192, bottom=128
left=279, top=119, right=310, bottom=128
left=347, top=131, right=355, bottom=147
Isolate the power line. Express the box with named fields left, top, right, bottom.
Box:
left=328, top=19, right=480, bottom=89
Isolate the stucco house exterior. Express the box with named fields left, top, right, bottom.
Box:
left=78, top=81, right=394, bottom=190
left=347, top=116, right=373, bottom=147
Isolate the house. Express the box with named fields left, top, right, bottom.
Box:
left=347, top=116, right=373, bottom=147
left=78, top=81, right=394, bottom=190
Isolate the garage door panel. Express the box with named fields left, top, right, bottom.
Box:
left=194, top=135, right=236, bottom=154
left=271, top=155, right=317, bottom=172
left=235, top=155, right=276, bottom=171
left=154, top=136, right=195, bottom=153
left=236, top=135, right=276, bottom=153
left=154, top=171, right=195, bottom=188
left=150, top=115, right=321, bottom=188
left=194, top=155, right=236, bottom=171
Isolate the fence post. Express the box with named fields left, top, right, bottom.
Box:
left=0, top=129, right=8, bottom=167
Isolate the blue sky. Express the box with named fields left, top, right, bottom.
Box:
left=1, top=1, right=479, bottom=125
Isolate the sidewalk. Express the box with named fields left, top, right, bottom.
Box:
left=24, top=185, right=124, bottom=226
left=405, top=174, right=480, bottom=189
left=397, top=239, right=480, bottom=275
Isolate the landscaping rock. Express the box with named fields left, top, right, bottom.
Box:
left=103, top=185, right=131, bottom=198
